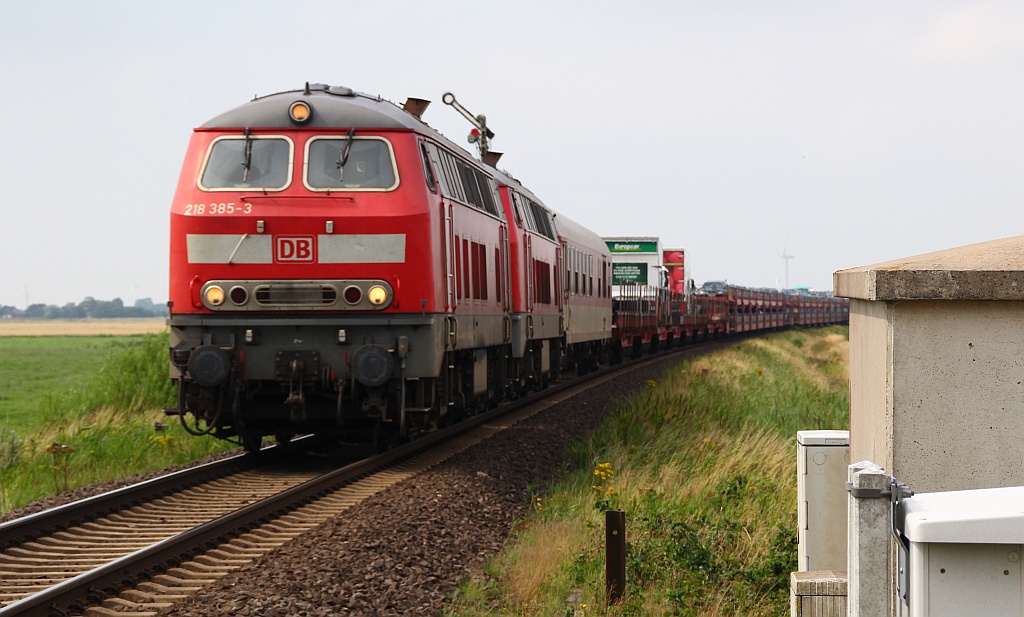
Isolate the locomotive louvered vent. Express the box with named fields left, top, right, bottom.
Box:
left=254, top=284, right=338, bottom=306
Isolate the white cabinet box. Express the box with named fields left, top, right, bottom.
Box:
left=797, top=430, right=849, bottom=572
left=899, top=486, right=1024, bottom=617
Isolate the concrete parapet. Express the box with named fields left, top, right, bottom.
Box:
left=833, top=236, right=1024, bottom=493
left=834, top=235, right=1024, bottom=301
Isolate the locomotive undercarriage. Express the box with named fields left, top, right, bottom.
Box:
left=168, top=314, right=574, bottom=452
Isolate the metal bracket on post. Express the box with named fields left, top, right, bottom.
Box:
left=847, top=475, right=915, bottom=607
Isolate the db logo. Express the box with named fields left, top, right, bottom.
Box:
left=275, top=236, right=316, bottom=263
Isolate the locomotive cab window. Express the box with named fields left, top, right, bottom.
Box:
left=199, top=135, right=293, bottom=191
left=304, top=136, right=399, bottom=191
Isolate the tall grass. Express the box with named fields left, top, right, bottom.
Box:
left=0, top=333, right=232, bottom=514
left=448, top=326, right=849, bottom=617
left=39, top=334, right=177, bottom=423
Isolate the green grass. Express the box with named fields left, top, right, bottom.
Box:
left=0, top=336, right=149, bottom=428
left=0, top=333, right=232, bottom=513
left=447, top=326, right=850, bottom=617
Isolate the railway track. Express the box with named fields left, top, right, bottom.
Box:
left=0, top=344, right=715, bottom=617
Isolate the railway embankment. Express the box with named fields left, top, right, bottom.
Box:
left=447, top=326, right=849, bottom=617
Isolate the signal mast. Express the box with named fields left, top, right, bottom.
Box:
left=442, top=92, right=495, bottom=158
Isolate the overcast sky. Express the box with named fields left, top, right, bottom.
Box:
left=1, top=1, right=1022, bottom=308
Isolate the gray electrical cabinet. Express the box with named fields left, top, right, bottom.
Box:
left=796, top=430, right=849, bottom=572
left=899, top=486, right=1024, bottom=617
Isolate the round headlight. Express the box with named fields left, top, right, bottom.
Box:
left=289, top=101, right=312, bottom=124
left=367, top=285, right=388, bottom=306
left=205, top=285, right=225, bottom=306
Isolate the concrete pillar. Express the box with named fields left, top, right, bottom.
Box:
left=834, top=236, right=1024, bottom=493
left=847, top=462, right=891, bottom=617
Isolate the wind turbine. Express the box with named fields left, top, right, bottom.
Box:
left=780, top=242, right=794, bottom=289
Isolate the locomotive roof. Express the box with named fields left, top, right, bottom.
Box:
left=200, top=82, right=602, bottom=251
left=201, top=83, right=432, bottom=131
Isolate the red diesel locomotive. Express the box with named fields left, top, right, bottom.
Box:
left=166, top=83, right=847, bottom=451
left=167, top=84, right=611, bottom=450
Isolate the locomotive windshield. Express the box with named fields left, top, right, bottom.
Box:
left=305, top=137, right=397, bottom=190
left=200, top=136, right=291, bottom=190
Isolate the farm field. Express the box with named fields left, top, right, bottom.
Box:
left=0, top=318, right=166, bottom=337
left=0, top=335, right=151, bottom=429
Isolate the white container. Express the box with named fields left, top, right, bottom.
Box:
left=899, top=486, right=1024, bottom=617
left=797, top=430, right=849, bottom=571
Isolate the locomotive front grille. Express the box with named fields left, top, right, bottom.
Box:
left=254, top=284, right=338, bottom=306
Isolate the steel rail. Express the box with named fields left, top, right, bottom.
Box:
left=0, top=451, right=256, bottom=552
left=0, top=435, right=331, bottom=553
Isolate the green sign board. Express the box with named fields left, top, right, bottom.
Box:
left=612, top=262, right=648, bottom=284
left=606, top=241, right=659, bottom=254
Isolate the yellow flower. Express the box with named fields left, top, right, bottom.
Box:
left=46, top=442, right=74, bottom=455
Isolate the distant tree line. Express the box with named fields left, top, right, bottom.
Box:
left=0, top=297, right=168, bottom=319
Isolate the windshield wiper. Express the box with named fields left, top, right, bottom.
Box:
left=336, top=128, right=356, bottom=182
left=241, top=128, right=253, bottom=183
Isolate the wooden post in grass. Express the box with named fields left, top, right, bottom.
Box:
left=606, top=509, right=626, bottom=604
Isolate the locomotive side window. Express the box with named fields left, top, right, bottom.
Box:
left=419, top=142, right=437, bottom=193
left=444, top=155, right=467, bottom=203
left=527, top=199, right=556, bottom=241
left=304, top=137, right=398, bottom=191
left=459, top=164, right=486, bottom=212
left=512, top=192, right=538, bottom=232
left=507, top=189, right=524, bottom=227
left=456, top=161, right=502, bottom=217
left=423, top=142, right=504, bottom=220
left=424, top=143, right=452, bottom=197
left=477, top=174, right=502, bottom=217
left=429, top=146, right=467, bottom=204
left=200, top=136, right=292, bottom=191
